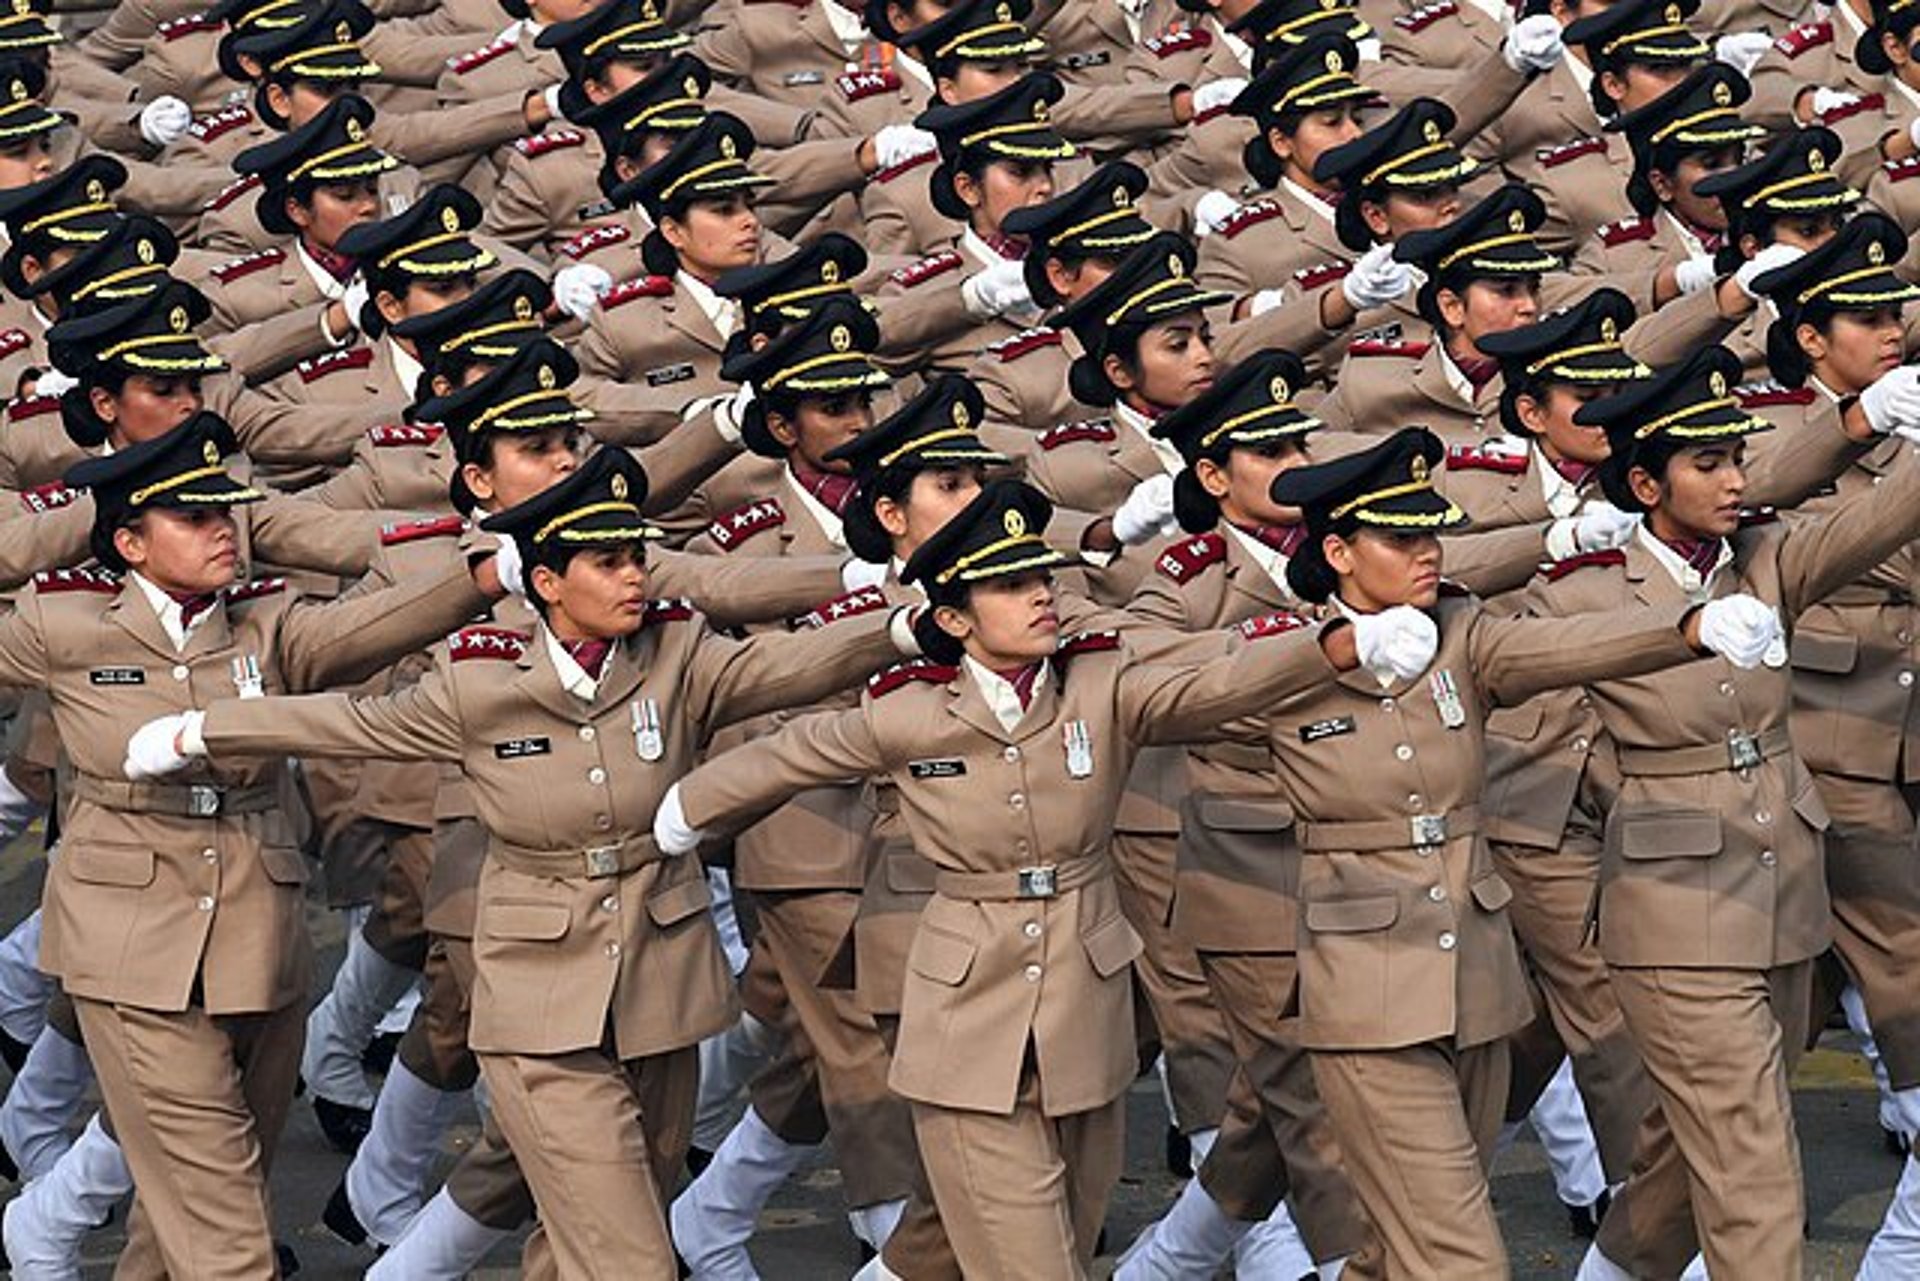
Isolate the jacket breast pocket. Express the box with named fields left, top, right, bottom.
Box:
left=1613, top=810, right=1722, bottom=861
left=257, top=844, right=308, bottom=887
left=645, top=873, right=712, bottom=928
left=1484, top=702, right=1546, bottom=743
left=1789, top=629, right=1857, bottom=675
left=484, top=901, right=572, bottom=942
left=1080, top=910, right=1144, bottom=979
left=907, top=922, right=976, bottom=986
left=67, top=844, right=156, bottom=889
left=1304, top=894, right=1400, bottom=934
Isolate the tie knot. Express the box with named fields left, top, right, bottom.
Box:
left=564, top=638, right=612, bottom=679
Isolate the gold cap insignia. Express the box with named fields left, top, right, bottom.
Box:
left=1599, top=315, right=1617, bottom=342
left=136, top=237, right=155, bottom=264
left=996, top=0, right=1011, bottom=17
left=1409, top=455, right=1428, bottom=483
left=952, top=398, right=971, bottom=429
left=85, top=177, right=105, bottom=201
left=1168, top=251, right=1185, bottom=277
left=684, top=74, right=699, bottom=95
left=1808, top=147, right=1826, bottom=172
left=610, top=473, right=628, bottom=500
left=829, top=323, right=852, bottom=352
left=538, top=363, right=557, bottom=389
left=345, top=116, right=364, bottom=141
left=168, top=305, right=188, bottom=333
left=1325, top=48, right=1343, bottom=72
left=1003, top=508, right=1026, bottom=537
left=336, top=20, right=351, bottom=39
left=513, top=295, right=534, bottom=320
left=440, top=204, right=461, bottom=234
left=1508, top=208, right=1526, bottom=232
left=6, top=79, right=24, bottom=103
left=1709, top=369, right=1727, bottom=396
left=821, top=260, right=841, bottom=284
left=202, top=439, right=220, bottom=465
left=1112, top=183, right=1130, bottom=207
left=1270, top=374, right=1290, bottom=403
left=1711, top=80, right=1732, bottom=106
left=641, top=0, right=659, bottom=17
left=1033, top=99, right=1050, bottom=122
left=719, top=132, right=737, bottom=159
left=1870, top=239, right=1888, bottom=265
left=1422, top=118, right=1441, bottom=143
left=1663, top=2, right=1680, bottom=20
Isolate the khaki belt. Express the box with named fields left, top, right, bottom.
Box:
left=1298, top=805, right=1480, bottom=852
left=1614, top=726, right=1791, bottom=777
left=71, top=774, right=278, bottom=818
left=935, top=852, right=1109, bottom=901
left=491, top=832, right=663, bottom=880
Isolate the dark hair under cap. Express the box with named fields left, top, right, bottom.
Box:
left=615, top=112, right=773, bottom=276
left=1051, top=232, right=1227, bottom=407
left=1152, top=349, right=1317, bottom=533
left=1561, top=0, right=1709, bottom=118
left=66, top=411, right=259, bottom=571
left=1750, top=212, right=1920, bottom=387
left=1577, top=344, right=1768, bottom=511
left=1232, top=34, right=1375, bottom=190
left=480, top=445, right=660, bottom=579
left=1856, top=0, right=1920, bottom=74
left=1313, top=98, right=1472, bottom=253
left=1608, top=62, right=1763, bottom=218
left=1476, top=287, right=1648, bottom=435
left=1000, top=161, right=1155, bottom=308
left=1693, top=127, right=1854, bottom=274
left=917, top=72, right=1074, bottom=223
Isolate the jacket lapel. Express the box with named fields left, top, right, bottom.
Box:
left=662, top=293, right=725, bottom=355
left=106, top=586, right=181, bottom=664
left=947, top=673, right=1014, bottom=745
left=515, top=630, right=588, bottom=722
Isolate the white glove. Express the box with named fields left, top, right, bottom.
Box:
left=873, top=123, right=937, bottom=171
left=339, top=276, right=370, bottom=337
left=1859, top=365, right=1920, bottom=436
left=138, top=95, right=191, bottom=147
left=32, top=368, right=76, bottom=399
left=1908, top=116, right=1920, bottom=150
left=124, top=711, right=204, bottom=780
left=1695, top=593, right=1783, bottom=669
left=961, top=259, right=1035, bottom=321
left=491, top=534, right=525, bottom=596
left=552, top=262, right=614, bottom=322
left=1249, top=286, right=1287, bottom=317
left=653, top=782, right=704, bottom=856
left=1713, top=30, right=1772, bottom=76
left=1341, top=241, right=1414, bottom=311
left=1191, top=76, right=1248, bottom=117
left=1502, top=14, right=1565, bottom=73
left=1672, top=255, right=1718, bottom=296
left=1193, top=189, right=1240, bottom=238
left=1351, top=604, right=1439, bottom=684
left=710, top=381, right=755, bottom=444
left=542, top=83, right=564, bottom=119
left=1545, top=500, right=1639, bottom=560
left=1732, top=241, right=1805, bottom=300
left=842, top=557, right=889, bottom=593
left=1809, top=87, right=1862, bottom=121
left=1111, top=473, right=1178, bottom=546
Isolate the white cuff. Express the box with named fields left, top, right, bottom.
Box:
left=889, top=606, right=921, bottom=656
left=178, top=710, right=208, bottom=758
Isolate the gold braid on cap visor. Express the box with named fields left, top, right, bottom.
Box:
left=933, top=533, right=1065, bottom=584
left=657, top=160, right=772, bottom=202
left=1049, top=205, right=1154, bottom=252
left=1328, top=477, right=1464, bottom=527
left=957, top=120, right=1076, bottom=160
left=1629, top=395, right=1770, bottom=439
left=534, top=500, right=651, bottom=543
left=377, top=231, right=495, bottom=275
left=472, top=389, right=591, bottom=433
left=934, top=20, right=1045, bottom=58
left=1740, top=168, right=1857, bottom=210
left=1276, top=71, right=1372, bottom=112
left=268, top=43, right=382, bottom=77
left=1523, top=340, right=1650, bottom=381
left=1434, top=231, right=1558, bottom=273
left=760, top=352, right=890, bottom=394
left=19, top=201, right=116, bottom=239
left=1795, top=265, right=1920, bottom=306
left=1361, top=141, right=1474, bottom=187
left=286, top=140, right=399, bottom=183
left=1104, top=276, right=1231, bottom=326
left=128, top=466, right=260, bottom=506
left=1598, top=21, right=1708, bottom=56
left=69, top=262, right=171, bottom=305
left=584, top=19, right=688, bottom=55
left=96, top=334, right=228, bottom=373
left=1196, top=403, right=1320, bottom=449
left=876, top=427, right=1007, bottom=467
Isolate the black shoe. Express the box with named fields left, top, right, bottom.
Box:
left=361, top=1032, right=401, bottom=1078
left=323, top=1178, right=369, bottom=1246
left=276, top=1240, right=300, bottom=1277
left=685, top=1145, right=713, bottom=1177
left=675, top=1249, right=691, bottom=1279
left=1164, top=1125, right=1191, bottom=1178
left=0, top=1028, right=27, bottom=1074
left=1567, top=1188, right=1611, bottom=1239
left=1888, top=1126, right=1913, bottom=1158
left=312, top=1096, right=372, bottom=1154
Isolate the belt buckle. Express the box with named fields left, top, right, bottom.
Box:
left=187, top=785, right=220, bottom=817
left=1016, top=865, right=1057, bottom=899
left=1410, top=813, right=1449, bottom=847
left=1727, top=732, right=1762, bottom=771
left=584, top=846, right=621, bottom=878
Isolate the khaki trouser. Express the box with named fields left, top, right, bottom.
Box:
left=912, top=1070, right=1125, bottom=1281
left=77, top=996, right=302, bottom=1281
left=1310, top=1039, right=1511, bottom=1280
left=363, top=826, right=435, bottom=971
left=874, top=1012, right=963, bottom=1281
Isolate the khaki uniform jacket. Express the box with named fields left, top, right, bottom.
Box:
left=966, top=325, right=1089, bottom=436
left=576, top=273, right=729, bottom=395
left=1316, top=340, right=1505, bottom=445
left=1023, top=411, right=1166, bottom=516
left=194, top=164, right=421, bottom=256
left=1477, top=58, right=1639, bottom=256
left=1195, top=186, right=1350, bottom=304
left=1749, top=18, right=1888, bottom=180
left=433, top=24, right=564, bottom=203
left=694, top=0, right=876, bottom=109
left=0, top=562, right=490, bottom=1014
left=199, top=605, right=907, bottom=1058
left=483, top=128, right=613, bottom=260
left=871, top=240, right=1029, bottom=374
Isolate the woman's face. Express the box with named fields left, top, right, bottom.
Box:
left=1326, top=528, right=1442, bottom=610
left=293, top=178, right=382, bottom=253
left=464, top=426, right=584, bottom=512
left=378, top=273, right=477, bottom=339
left=1651, top=145, right=1744, bottom=231
left=1799, top=307, right=1906, bottom=396
left=1749, top=211, right=1844, bottom=257
left=874, top=466, right=985, bottom=558
left=1106, top=314, right=1215, bottom=413
left=1270, top=105, right=1366, bottom=187
left=938, top=59, right=1025, bottom=103
left=1632, top=440, right=1748, bottom=540
left=90, top=373, right=204, bottom=445
left=1361, top=183, right=1461, bottom=241
left=0, top=132, right=53, bottom=188
left=939, top=570, right=1060, bottom=666
left=767, top=391, right=876, bottom=472
left=115, top=508, right=240, bottom=595
left=661, top=194, right=762, bottom=278
left=534, top=544, right=650, bottom=640
left=957, top=158, right=1055, bottom=238
left=1438, top=277, right=1541, bottom=353
left=1197, top=439, right=1312, bottom=528
left=1515, top=383, right=1611, bottom=466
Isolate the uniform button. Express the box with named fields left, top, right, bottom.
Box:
left=1380, top=698, right=1395, bottom=712
left=1015, top=840, right=1030, bottom=855
left=1003, top=746, right=1020, bottom=762
left=1009, top=792, right=1026, bottom=809
left=1760, top=850, right=1777, bottom=867
left=1901, top=672, right=1915, bottom=689
left=1023, top=964, right=1042, bottom=982
left=172, top=664, right=189, bottom=681
left=579, top=726, right=596, bottom=742
left=1437, top=931, right=1457, bottom=951
left=1901, top=631, right=1914, bottom=646
left=588, top=767, right=606, bottom=785
left=1407, top=794, right=1423, bottom=809
left=594, top=814, right=611, bottom=830
left=605, top=942, right=621, bottom=958
left=1576, top=694, right=1592, bottom=709
left=196, top=896, right=214, bottom=912
left=1718, top=681, right=1735, bottom=696
left=1572, top=737, right=1590, bottom=753
left=1394, top=744, right=1413, bottom=761
left=1755, top=810, right=1772, bottom=824
left=601, top=895, right=618, bottom=912
left=201, top=847, right=216, bottom=863
left=1023, top=921, right=1041, bottom=939
left=1427, top=885, right=1447, bottom=903
left=1416, top=845, right=1435, bottom=858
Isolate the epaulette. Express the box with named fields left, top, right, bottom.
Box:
left=1543, top=549, right=1625, bottom=581
left=514, top=127, right=583, bottom=157
left=1144, top=25, right=1211, bottom=57
left=448, top=36, right=514, bottom=74
left=1037, top=418, right=1116, bottom=451
left=187, top=105, right=252, bottom=143
left=7, top=393, right=58, bottom=422
left=1292, top=260, right=1351, bottom=291
left=602, top=275, right=672, bottom=308
left=1772, top=20, right=1831, bottom=57
left=210, top=247, right=283, bottom=283
left=986, top=327, right=1061, bottom=361
left=1445, top=443, right=1527, bottom=475
left=706, top=498, right=786, bottom=550
left=18, top=482, right=77, bottom=513
left=641, top=597, right=696, bottom=627
left=1348, top=338, right=1429, bottom=358
left=888, top=249, right=962, bottom=289
left=1155, top=532, right=1227, bottom=582
left=836, top=69, right=900, bottom=102
left=1883, top=155, right=1920, bottom=184
left=873, top=148, right=936, bottom=184
left=158, top=12, right=220, bottom=39
left=1538, top=136, right=1605, bottom=168
left=1057, top=630, right=1122, bottom=659
left=1596, top=216, right=1656, bottom=247
left=1237, top=610, right=1308, bottom=640
left=1734, top=381, right=1815, bottom=408
left=380, top=514, right=464, bottom=546
left=367, top=423, right=444, bottom=446
left=205, top=173, right=261, bottom=214
left=559, top=221, right=629, bottom=260
left=797, top=585, right=889, bottom=629
left=1739, top=506, right=1778, bottom=527
left=223, top=577, right=288, bottom=604
left=34, top=567, right=118, bottom=594
left=1818, top=91, right=1883, bottom=126
left=1394, top=0, right=1458, bottom=31
left=1219, top=199, right=1282, bottom=240
left=867, top=659, right=956, bottom=697
left=296, top=347, right=373, bottom=383
left=449, top=625, right=529, bottom=660
left=0, top=328, right=28, bottom=358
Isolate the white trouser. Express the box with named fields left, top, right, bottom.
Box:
left=694, top=1012, right=777, bottom=1153
left=671, top=1106, right=811, bottom=1281
left=0, top=1024, right=94, bottom=1180
left=365, top=1185, right=511, bottom=1281
left=303, top=912, right=420, bottom=1109
left=0, top=909, right=52, bottom=1047
left=2, top=1114, right=131, bottom=1281
left=345, top=1058, right=468, bottom=1246
left=1531, top=1057, right=1607, bottom=1207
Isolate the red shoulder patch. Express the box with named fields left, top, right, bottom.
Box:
left=448, top=36, right=514, bottom=74
left=1734, top=382, right=1815, bottom=409
left=205, top=173, right=261, bottom=214
left=380, top=515, right=465, bottom=546
left=986, top=327, right=1062, bottom=362
left=1882, top=155, right=1920, bottom=184
left=224, top=577, right=288, bottom=604
left=1538, top=136, right=1605, bottom=168
left=297, top=347, right=373, bottom=383
left=1037, top=417, right=1117, bottom=450
left=209, top=246, right=283, bottom=283
left=18, top=482, right=77, bottom=513
left=602, top=275, right=673, bottom=308
left=1394, top=0, right=1458, bottom=31
left=7, top=393, right=58, bottom=422
left=1772, top=20, right=1832, bottom=57
left=34, top=567, right=118, bottom=594
left=559, top=222, right=629, bottom=260
left=1348, top=338, right=1430, bottom=358
left=367, top=423, right=445, bottom=446
left=1058, top=630, right=1122, bottom=659
left=0, top=328, right=28, bottom=358
left=1543, top=549, right=1626, bottom=581
left=836, top=69, right=901, bottom=102
left=641, top=597, right=696, bottom=627
left=797, top=585, right=889, bottom=629
left=1445, top=443, right=1528, bottom=475
left=873, top=147, right=936, bottom=184
left=867, top=659, right=957, bottom=698
left=1219, top=199, right=1282, bottom=240
left=1144, top=24, right=1211, bottom=57
left=706, top=498, right=786, bottom=551
left=514, top=127, right=584, bottom=158
left=1238, top=610, right=1309, bottom=641
left=888, top=249, right=962, bottom=289
left=1818, top=91, right=1884, bottom=125
left=1597, top=216, right=1656, bottom=248
left=448, top=625, right=529, bottom=660
left=1155, top=532, right=1227, bottom=582
left=1292, top=260, right=1351, bottom=291
left=158, top=12, right=220, bottom=39
left=187, top=105, right=253, bottom=143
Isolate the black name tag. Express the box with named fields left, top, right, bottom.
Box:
left=89, top=667, right=145, bottom=686
left=576, top=198, right=615, bottom=220
left=645, top=363, right=694, bottom=388
left=494, top=737, right=551, bottom=760
left=1061, top=49, right=1112, bottom=67
left=1298, top=717, right=1355, bottom=744
left=784, top=70, right=824, bottom=85
left=909, top=758, right=967, bottom=779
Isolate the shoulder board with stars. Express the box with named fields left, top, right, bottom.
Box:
left=1394, top=0, right=1458, bottom=32
left=1220, top=199, right=1282, bottom=240
left=888, top=250, right=962, bottom=289
left=1883, top=155, right=1920, bottom=183
left=1145, top=25, right=1211, bottom=57
left=205, top=173, right=262, bottom=214
left=706, top=498, right=786, bottom=550
left=1538, top=136, right=1605, bottom=168
left=1057, top=630, right=1122, bottom=660
left=210, top=245, right=283, bottom=283
left=1445, top=443, right=1527, bottom=475
left=797, top=585, right=889, bottom=629
left=1238, top=610, right=1308, bottom=640
left=1037, top=417, right=1116, bottom=450
left=874, top=148, right=937, bottom=184
left=603, top=275, right=673, bottom=308
left=18, top=482, right=78, bottom=514
left=1597, top=216, right=1656, bottom=247
left=159, top=12, right=220, bottom=39
left=224, top=577, right=288, bottom=605
left=1819, top=92, right=1883, bottom=125
left=1156, top=532, right=1227, bottom=582
left=1348, top=338, right=1429, bottom=358
left=1292, top=260, right=1351, bottom=290
left=560, top=222, right=629, bottom=260
left=7, top=393, right=57, bottom=422
left=188, top=105, right=253, bottom=143
left=380, top=514, right=465, bottom=546
left=515, top=127, right=584, bottom=158
left=34, top=567, right=118, bottom=594
left=1739, top=506, right=1778, bottom=527
left=1542, top=548, right=1625, bottom=581
left=867, top=659, right=957, bottom=698
left=987, top=327, right=1061, bottom=361
left=1734, top=381, right=1815, bottom=409
left=1773, top=20, right=1831, bottom=56
left=449, top=625, right=530, bottom=660
left=297, top=347, right=373, bottom=382
left=641, top=597, right=696, bottom=627
left=837, top=69, right=901, bottom=102
left=367, top=423, right=444, bottom=446
left=448, top=36, right=515, bottom=74
left=0, top=328, right=27, bottom=358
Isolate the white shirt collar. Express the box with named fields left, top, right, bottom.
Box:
left=1280, top=176, right=1334, bottom=225
left=293, top=240, right=350, bottom=302
left=542, top=625, right=601, bottom=701
left=388, top=337, right=423, bottom=400
left=1661, top=208, right=1710, bottom=259
left=1809, top=373, right=1846, bottom=404
left=1893, top=72, right=1920, bottom=112
left=896, top=50, right=933, bottom=91
left=1462, top=0, right=1508, bottom=26
left=960, top=227, right=1007, bottom=272
left=820, top=0, right=868, bottom=50
left=676, top=269, right=739, bottom=338
left=783, top=470, right=847, bottom=549
left=1440, top=344, right=1477, bottom=406
left=1217, top=19, right=1252, bottom=70
left=1636, top=522, right=1730, bottom=601
left=1565, top=46, right=1595, bottom=103
left=1114, top=400, right=1187, bottom=473
left=1223, top=523, right=1293, bottom=594
left=131, top=571, right=210, bottom=651
left=962, top=653, right=1046, bottom=733
left=1837, top=0, right=1868, bottom=39
left=1533, top=443, right=1583, bottom=518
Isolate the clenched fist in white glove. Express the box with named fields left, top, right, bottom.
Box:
left=1695, top=593, right=1782, bottom=669
left=1503, top=14, right=1565, bottom=73
left=1352, top=604, right=1439, bottom=684
left=138, top=96, right=192, bottom=147
left=708, top=380, right=755, bottom=444
left=1808, top=87, right=1863, bottom=121
left=1732, top=241, right=1805, bottom=300
left=124, top=711, right=205, bottom=780
left=842, top=556, right=889, bottom=593
left=1546, top=500, right=1639, bottom=560
left=1713, top=31, right=1772, bottom=75
left=1193, top=189, right=1240, bottom=238
left=1112, top=473, right=1179, bottom=545
left=1192, top=77, right=1248, bottom=117
left=340, top=276, right=370, bottom=334
left=1672, top=254, right=1718, bottom=296
left=1860, top=365, right=1920, bottom=436
left=491, top=534, right=525, bottom=596
left=961, top=259, right=1036, bottom=321
left=32, top=368, right=77, bottom=399
left=653, top=783, right=704, bottom=856
left=873, top=123, right=938, bottom=170
left=1342, top=242, right=1414, bottom=310
left=552, top=262, right=614, bottom=321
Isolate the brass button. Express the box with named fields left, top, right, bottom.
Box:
left=579, top=726, right=596, bottom=742
left=1023, top=964, right=1041, bottom=982
left=1009, top=793, right=1026, bottom=809
left=588, top=767, right=607, bottom=785
left=1394, top=744, right=1413, bottom=761
left=1023, top=921, right=1041, bottom=939
left=1438, top=931, right=1457, bottom=951
left=1760, top=850, right=1777, bottom=867
left=197, top=895, right=214, bottom=911
left=601, top=895, right=618, bottom=912
left=172, top=665, right=189, bottom=681
left=605, top=942, right=621, bottom=958
left=1427, top=885, right=1446, bottom=903
left=1003, top=746, right=1020, bottom=762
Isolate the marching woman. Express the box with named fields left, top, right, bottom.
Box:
left=122, top=446, right=925, bottom=1279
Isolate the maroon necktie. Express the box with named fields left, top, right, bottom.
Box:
left=1236, top=522, right=1308, bottom=558
left=996, top=663, right=1043, bottom=710
left=792, top=461, right=860, bottom=517
left=982, top=233, right=1029, bottom=261
left=167, top=590, right=219, bottom=629
left=1661, top=535, right=1723, bottom=578
left=1549, top=455, right=1596, bottom=488
left=302, top=237, right=357, bottom=285
left=1455, top=355, right=1501, bottom=394
left=1678, top=215, right=1724, bottom=255
left=563, top=638, right=612, bottom=680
